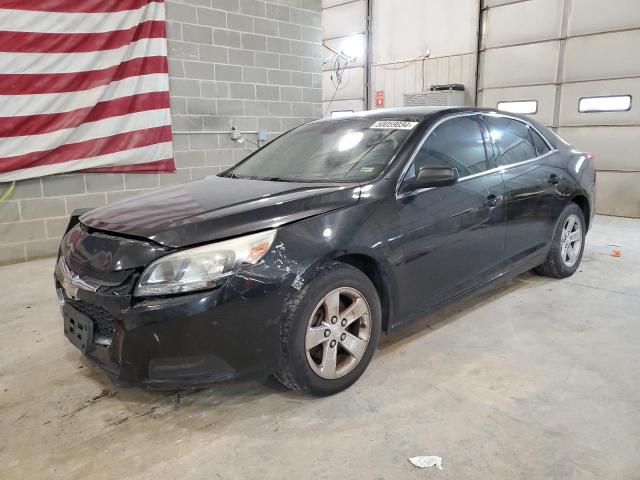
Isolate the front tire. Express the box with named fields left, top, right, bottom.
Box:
left=275, top=262, right=382, bottom=396
left=535, top=202, right=586, bottom=278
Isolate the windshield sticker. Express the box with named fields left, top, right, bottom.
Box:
left=359, top=167, right=375, bottom=173
left=370, top=121, right=419, bottom=130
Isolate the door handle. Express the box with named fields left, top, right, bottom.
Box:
left=485, top=194, right=500, bottom=208
left=548, top=173, right=559, bottom=185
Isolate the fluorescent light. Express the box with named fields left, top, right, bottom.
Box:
left=579, top=95, right=632, bottom=112
left=331, top=110, right=354, bottom=118
left=340, top=34, right=365, bottom=60
left=497, top=100, right=538, bottom=114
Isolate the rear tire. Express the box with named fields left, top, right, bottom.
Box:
left=534, top=202, right=586, bottom=278
left=274, top=262, right=382, bottom=396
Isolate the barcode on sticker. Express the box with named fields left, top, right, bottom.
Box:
left=370, top=121, right=419, bottom=130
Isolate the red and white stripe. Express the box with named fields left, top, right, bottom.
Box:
left=0, top=0, right=174, bottom=182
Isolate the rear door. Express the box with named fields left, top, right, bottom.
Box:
left=483, top=114, right=561, bottom=264
left=396, top=114, right=507, bottom=316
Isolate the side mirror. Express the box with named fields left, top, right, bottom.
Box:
left=402, top=166, right=459, bottom=192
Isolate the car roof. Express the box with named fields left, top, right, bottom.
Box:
left=314, top=106, right=500, bottom=123
left=311, top=106, right=563, bottom=152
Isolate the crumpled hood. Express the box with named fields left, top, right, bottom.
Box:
left=80, top=175, right=360, bottom=248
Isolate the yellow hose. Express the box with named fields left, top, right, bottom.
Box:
left=0, top=182, right=15, bottom=203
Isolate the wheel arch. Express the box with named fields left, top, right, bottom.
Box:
left=333, top=253, right=396, bottom=333
left=570, top=194, right=591, bottom=230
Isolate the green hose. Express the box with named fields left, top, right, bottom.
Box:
left=0, top=182, right=15, bottom=203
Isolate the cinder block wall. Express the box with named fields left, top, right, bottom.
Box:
left=0, top=0, right=323, bottom=265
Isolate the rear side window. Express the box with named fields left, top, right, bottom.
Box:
left=485, top=116, right=537, bottom=167
left=408, top=116, right=489, bottom=179
left=530, top=128, right=551, bottom=156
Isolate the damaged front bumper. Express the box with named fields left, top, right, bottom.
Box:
left=55, top=254, right=291, bottom=390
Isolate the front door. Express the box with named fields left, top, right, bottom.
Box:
left=396, top=114, right=507, bottom=317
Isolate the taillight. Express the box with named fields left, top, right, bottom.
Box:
left=584, top=152, right=596, bottom=184
left=585, top=152, right=595, bottom=165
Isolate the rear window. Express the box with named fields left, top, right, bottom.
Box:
left=485, top=116, right=537, bottom=167
left=530, top=128, right=551, bottom=156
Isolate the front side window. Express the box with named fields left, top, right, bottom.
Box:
left=405, top=115, right=489, bottom=180
left=485, top=116, right=537, bottom=167
left=227, top=118, right=416, bottom=182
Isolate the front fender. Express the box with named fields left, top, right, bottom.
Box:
left=270, top=203, right=403, bottom=332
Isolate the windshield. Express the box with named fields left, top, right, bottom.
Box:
left=225, top=118, right=419, bottom=182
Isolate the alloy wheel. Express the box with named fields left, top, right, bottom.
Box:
left=305, top=287, right=372, bottom=380
left=560, top=213, right=583, bottom=267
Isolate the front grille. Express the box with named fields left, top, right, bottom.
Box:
left=67, top=299, right=115, bottom=344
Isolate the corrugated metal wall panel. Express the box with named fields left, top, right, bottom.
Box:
left=371, top=61, right=424, bottom=108
left=372, top=53, right=477, bottom=108
left=424, top=54, right=478, bottom=104
left=369, top=0, right=479, bottom=109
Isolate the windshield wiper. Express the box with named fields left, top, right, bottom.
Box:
left=219, top=171, right=241, bottom=179
left=220, top=172, right=295, bottom=182
left=264, top=177, right=296, bottom=182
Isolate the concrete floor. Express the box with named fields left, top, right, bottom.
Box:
left=1, top=215, right=639, bottom=479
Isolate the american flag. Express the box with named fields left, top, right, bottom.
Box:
left=0, top=0, right=175, bottom=182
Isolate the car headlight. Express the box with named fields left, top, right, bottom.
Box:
left=135, top=230, right=277, bottom=297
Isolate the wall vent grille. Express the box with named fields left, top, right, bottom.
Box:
left=403, top=90, right=466, bottom=107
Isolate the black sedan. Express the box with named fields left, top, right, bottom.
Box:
left=55, top=107, right=596, bottom=396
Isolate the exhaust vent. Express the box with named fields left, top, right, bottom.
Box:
left=404, top=84, right=466, bottom=107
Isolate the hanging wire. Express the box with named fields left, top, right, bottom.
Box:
left=374, top=53, right=429, bottom=70
left=0, top=181, right=15, bottom=203
left=242, top=136, right=260, bottom=148
left=374, top=52, right=430, bottom=93
left=322, top=43, right=354, bottom=117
